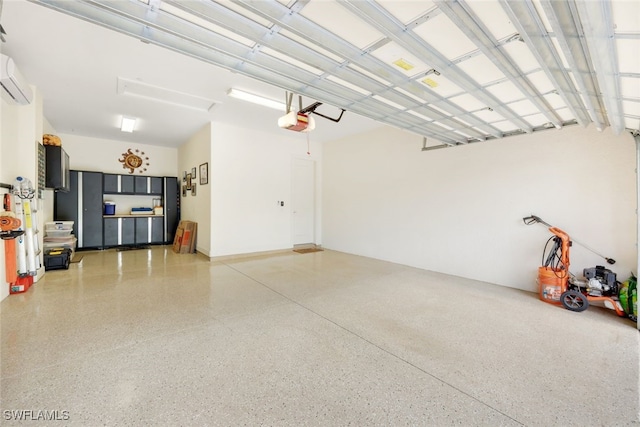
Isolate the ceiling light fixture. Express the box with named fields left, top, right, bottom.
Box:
left=121, top=116, right=137, bottom=132
left=227, top=88, right=285, bottom=111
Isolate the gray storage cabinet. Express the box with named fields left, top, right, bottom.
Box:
left=56, top=171, right=180, bottom=249
left=54, top=170, right=103, bottom=249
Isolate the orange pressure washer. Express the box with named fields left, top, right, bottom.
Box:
left=523, top=215, right=633, bottom=320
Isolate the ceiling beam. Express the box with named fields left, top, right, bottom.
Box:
left=341, top=0, right=534, bottom=134
left=30, top=0, right=461, bottom=144
left=229, top=0, right=503, bottom=140
left=434, top=0, right=563, bottom=129
left=164, top=0, right=484, bottom=141
left=574, top=0, right=625, bottom=134
left=539, top=0, right=607, bottom=131
left=498, top=0, right=592, bottom=128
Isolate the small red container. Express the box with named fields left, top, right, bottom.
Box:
left=10, top=275, right=33, bottom=294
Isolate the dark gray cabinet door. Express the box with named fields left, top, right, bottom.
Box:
left=122, top=218, right=135, bottom=245
left=150, top=177, right=163, bottom=195
left=164, top=177, right=179, bottom=243
left=135, top=217, right=149, bottom=244
left=103, top=174, right=118, bottom=193
left=54, top=170, right=79, bottom=236
left=81, top=171, right=103, bottom=248
left=121, top=175, right=135, bottom=193
left=151, top=217, right=164, bottom=243
left=103, top=218, right=119, bottom=247
left=56, top=171, right=103, bottom=249
left=134, top=176, right=147, bottom=194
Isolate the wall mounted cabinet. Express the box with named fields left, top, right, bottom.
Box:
left=104, top=174, right=162, bottom=195
left=45, top=145, right=70, bottom=192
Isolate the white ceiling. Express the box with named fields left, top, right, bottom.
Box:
left=1, top=0, right=639, bottom=149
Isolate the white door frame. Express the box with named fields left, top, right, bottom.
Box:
left=291, top=157, right=316, bottom=246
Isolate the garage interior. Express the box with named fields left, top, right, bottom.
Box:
left=1, top=0, right=638, bottom=424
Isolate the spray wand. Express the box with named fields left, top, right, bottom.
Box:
left=522, top=215, right=616, bottom=265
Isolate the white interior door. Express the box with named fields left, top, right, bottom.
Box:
left=292, top=158, right=315, bottom=245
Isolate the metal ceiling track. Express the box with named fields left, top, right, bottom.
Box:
left=229, top=0, right=511, bottom=140
left=574, top=0, right=625, bottom=134
left=163, top=0, right=475, bottom=143
left=539, top=0, right=608, bottom=130
left=177, top=0, right=510, bottom=142
left=30, top=0, right=469, bottom=146
left=434, top=0, right=563, bottom=129
left=27, top=0, right=612, bottom=147
left=498, top=0, right=593, bottom=128
left=226, top=0, right=498, bottom=143
left=340, top=0, right=535, bottom=135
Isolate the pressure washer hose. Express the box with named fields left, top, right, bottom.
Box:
left=522, top=215, right=616, bottom=265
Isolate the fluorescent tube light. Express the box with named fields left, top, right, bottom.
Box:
left=121, top=116, right=137, bottom=132
left=227, top=88, right=285, bottom=111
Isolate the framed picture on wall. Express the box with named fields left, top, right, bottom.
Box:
left=186, top=173, right=192, bottom=190
left=182, top=185, right=187, bottom=197
left=199, top=162, right=208, bottom=185
left=191, top=183, right=196, bottom=196
left=191, top=167, right=197, bottom=179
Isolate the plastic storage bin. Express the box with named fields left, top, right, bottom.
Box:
left=104, top=202, right=116, bottom=215
left=43, top=236, right=77, bottom=255
left=45, top=229, right=73, bottom=237
left=45, top=221, right=74, bottom=231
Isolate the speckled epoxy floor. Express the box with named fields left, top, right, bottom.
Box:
left=1, top=247, right=638, bottom=425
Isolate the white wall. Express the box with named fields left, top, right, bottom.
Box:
left=209, top=121, right=322, bottom=257
left=323, top=124, right=637, bottom=292
left=1, top=86, right=45, bottom=301
left=58, top=133, right=178, bottom=176
left=56, top=133, right=179, bottom=218
left=177, top=123, right=212, bottom=256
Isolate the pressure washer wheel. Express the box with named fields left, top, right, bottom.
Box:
left=561, top=290, right=589, bottom=312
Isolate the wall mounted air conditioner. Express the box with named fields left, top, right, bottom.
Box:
left=0, top=54, right=33, bottom=105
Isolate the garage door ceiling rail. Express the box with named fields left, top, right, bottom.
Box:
left=30, top=0, right=640, bottom=146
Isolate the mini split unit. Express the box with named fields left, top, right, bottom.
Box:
left=1, top=54, right=33, bottom=105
